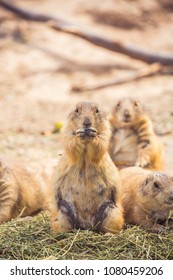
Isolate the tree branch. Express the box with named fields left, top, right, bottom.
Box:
left=0, top=0, right=173, bottom=65
left=71, top=63, right=162, bottom=92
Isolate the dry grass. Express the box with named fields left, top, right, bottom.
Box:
left=0, top=213, right=173, bottom=260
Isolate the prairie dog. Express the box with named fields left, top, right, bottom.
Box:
left=51, top=102, right=124, bottom=234
left=0, top=158, right=50, bottom=224
left=120, top=166, right=173, bottom=231
left=109, top=97, right=164, bottom=170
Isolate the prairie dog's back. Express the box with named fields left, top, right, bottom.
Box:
left=119, top=167, right=149, bottom=218
left=120, top=167, right=150, bottom=189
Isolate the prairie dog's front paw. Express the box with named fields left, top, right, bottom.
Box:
left=76, top=127, right=97, bottom=140
left=135, top=155, right=150, bottom=168
left=76, top=128, right=85, bottom=138
left=85, top=128, right=98, bottom=138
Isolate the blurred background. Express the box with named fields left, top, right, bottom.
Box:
left=0, top=0, right=173, bottom=174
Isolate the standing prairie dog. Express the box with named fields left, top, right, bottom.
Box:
left=51, top=102, right=124, bottom=234
left=120, top=167, right=173, bottom=231
left=109, top=97, right=164, bottom=170
left=0, top=158, right=50, bottom=224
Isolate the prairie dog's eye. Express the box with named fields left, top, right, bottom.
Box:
left=75, top=108, right=79, bottom=113
left=95, top=108, right=99, bottom=114
left=116, top=102, right=121, bottom=108
left=154, top=182, right=160, bottom=189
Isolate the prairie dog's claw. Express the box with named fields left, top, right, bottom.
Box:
left=135, top=155, right=150, bottom=168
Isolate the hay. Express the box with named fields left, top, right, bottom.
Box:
left=0, top=214, right=173, bottom=260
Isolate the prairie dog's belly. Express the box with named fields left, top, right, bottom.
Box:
left=112, top=128, right=138, bottom=164
left=57, top=166, right=112, bottom=228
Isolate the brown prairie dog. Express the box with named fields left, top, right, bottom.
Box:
left=120, top=166, right=173, bottom=232
left=0, top=158, right=51, bottom=224
left=51, top=102, right=124, bottom=234
left=109, top=97, right=164, bottom=170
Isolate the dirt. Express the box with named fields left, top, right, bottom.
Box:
left=0, top=0, right=173, bottom=175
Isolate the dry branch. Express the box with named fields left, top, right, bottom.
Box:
left=72, top=63, right=162, bottom=92
left=1, top=0, right=173, bottom=65
left=27, top=44, right=137, bottom=73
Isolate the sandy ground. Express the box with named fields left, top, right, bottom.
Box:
left=0, top=0, right=173, bottom=175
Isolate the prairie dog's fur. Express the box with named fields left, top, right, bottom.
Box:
left=0, top=158, right=50, bottom=224
left=109, top=97, right=164, bottom=170
left=120, top=167, right=173, bottom=231
left=51, top=102, right=124, bottom=234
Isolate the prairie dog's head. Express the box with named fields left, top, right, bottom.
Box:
left=64, top=102, right=111, bottom=142
left=140, top=172, right=173, bottom=210
left=110, top=97, right=143, bottom=128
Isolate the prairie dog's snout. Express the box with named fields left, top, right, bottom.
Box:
left=83, top=117, right=91, bottom=128
left=123, top=109, right=131, bottom=122
left=76, top=113, right=98, bottom=139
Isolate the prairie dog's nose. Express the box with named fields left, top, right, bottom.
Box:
left=83, top=117, right=91, bottom=128
left=124, top=109, right=130, bottom=118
